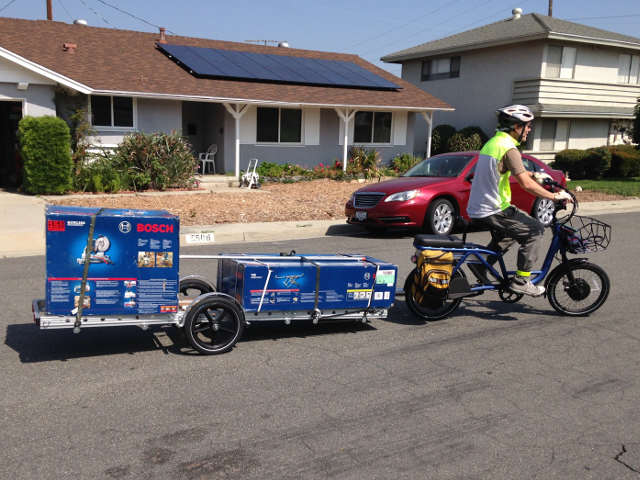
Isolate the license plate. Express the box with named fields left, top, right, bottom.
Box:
left=355, top=211, right=367, bottom=221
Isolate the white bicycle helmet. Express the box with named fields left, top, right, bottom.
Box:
left=496, top=104, right=534, bottom=132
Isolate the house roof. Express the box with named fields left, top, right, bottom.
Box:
left=382, top=13, right=640, bottom=62
left=0, top=16, right=451, bottom=111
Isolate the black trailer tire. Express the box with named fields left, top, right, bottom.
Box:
left=404, top=267, right=463, bottom=321
left=179, top=276, right=215, bottom=298
left=184, top=295, right=245, bottom=354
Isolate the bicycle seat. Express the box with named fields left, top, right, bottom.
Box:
left=414, top=234, right=465, bottom=249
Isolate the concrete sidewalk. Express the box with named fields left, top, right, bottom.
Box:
left=1, top=188, right=639, bottom=258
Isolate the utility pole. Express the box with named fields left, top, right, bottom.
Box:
left=548, top=0, right=553, bottom=17
left=46, top=0, right=52, bottom=20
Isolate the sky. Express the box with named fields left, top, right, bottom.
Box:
left=1, top=0, right=639, bottom=76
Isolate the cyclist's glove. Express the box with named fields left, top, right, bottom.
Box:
left=533, top=172, right=553, bottom=184
left=553, top=191, right=573, bottom=202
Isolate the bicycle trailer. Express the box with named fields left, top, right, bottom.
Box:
left=33, top=206, right=398, bottom=354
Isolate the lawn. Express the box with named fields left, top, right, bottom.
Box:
left=568, top=178, right=640, bottom=197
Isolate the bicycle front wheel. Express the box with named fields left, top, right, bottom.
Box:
left=547, top=262, right=610, bottom=316
left=404, top=268, right=463, bottom=321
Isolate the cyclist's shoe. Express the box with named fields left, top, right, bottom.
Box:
left=468, top=263, right=490, bottom=284
left=509, top=276, right=545, bottom=297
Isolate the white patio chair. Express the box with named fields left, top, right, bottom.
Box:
left=198, top=144, right=217, bottom=174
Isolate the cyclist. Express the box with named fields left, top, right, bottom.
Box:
left=467, top=104, right=572, bottom=296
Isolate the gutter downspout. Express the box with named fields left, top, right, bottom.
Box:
left=335, top=108, right=356, bottom=172
left=223, top=103, right=249, bottom=180
left=422, top=111, right=434, bottom=158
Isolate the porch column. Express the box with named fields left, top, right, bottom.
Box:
left=223, top=103, right=249, bottom=179
left=335, top=108, right=356, bottom=173
left=422, top=111, right=434, bottom=158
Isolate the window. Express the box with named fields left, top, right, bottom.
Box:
left=90, top=96, right=133, bottom=127
left=618, top=54, right=640, bottom=84
left=539, top=119, right=571, bottom=151
left=353, top=111, right=392, bottom=144
left=421, top=56, right=460, bottom=81
left=545, top=46, right=576, bottom=79
left=256, top=107, right=302, bottom=143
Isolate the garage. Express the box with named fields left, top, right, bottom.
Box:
left=0, top=100, right=22, bottom=188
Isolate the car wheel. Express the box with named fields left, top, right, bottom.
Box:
left=425, top=198, right=456, bottom=235
left=532, top=197, right=555, bottom=226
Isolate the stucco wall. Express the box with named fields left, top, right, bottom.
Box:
left=403, top=41, right=546, bottom=152
left=220, top=108, right=416, bottom=172
left=0, top=82, right=56, bottom=117
left=137, top=98, right=181, bottom=134
left=567, top=119, right=610, bottom=149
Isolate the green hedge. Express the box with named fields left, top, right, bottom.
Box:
left=448, top=131, right=484, bottom=152
left=19, top=116, right=72, bottom=194
left=554, top=145, right=640, bottom=179
left=431, top=124, right=456, bottom=155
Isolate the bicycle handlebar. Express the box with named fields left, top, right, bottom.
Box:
left=543, top=179, right=577, bottom=225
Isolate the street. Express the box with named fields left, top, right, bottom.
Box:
left=1, top=212, right=639, bottom=479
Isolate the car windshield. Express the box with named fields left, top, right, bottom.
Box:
left=404, top=154, right=473, bottom=178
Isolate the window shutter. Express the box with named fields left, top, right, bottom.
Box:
left=545, top=46, right=562, bottom=78
left=630, top=55, right=640, bottom=85
left=618, top=54, right=631, bottom=84
left=560, top=47, right=576, bottom=79
left=392, top=111, right=407, bottom=145
left=303, top=108, right=320, bottom=145
left=240, top=105, right=257, bottom=144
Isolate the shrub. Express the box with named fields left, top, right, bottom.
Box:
left=391, top=153, right=421, bottom=174
left=73, top=154, right=123, bottom=193
left=19, top=116, right=72, bottom=194
left=347, top=147, right=381, bottom=179
left=608, top=145, right=640, bottom=177
left=431, top=124, right=456, bottom=155
left=458, top=126, right=489, bottom=144
left=552, top=149, right=589, bottom=179
left=448, top=131, right=483, bottom=152
left=111, top=132, right=197, bottom=190
left=583, top=146, right=611, bottom=179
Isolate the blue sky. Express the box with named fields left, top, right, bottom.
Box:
left=1, top=0, right=639, bottom=75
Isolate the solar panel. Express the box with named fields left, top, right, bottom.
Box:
left=157, top=44, right=400, bottom=90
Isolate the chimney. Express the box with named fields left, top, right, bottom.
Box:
left=158, top=27, right=167, bottom=44
left=512, top=7, right=523, bottom=19
left=63, top=43, right=77, bottom=53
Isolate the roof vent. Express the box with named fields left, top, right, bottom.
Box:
left=62, top=43, right=77, bottom=53
left=278, top=41, right=290, bottom=48
left=158, top=27, right=167, bottom=44
left=73, top=19, right=88, bottom=25
left=512, top=8, right=523, bottom=19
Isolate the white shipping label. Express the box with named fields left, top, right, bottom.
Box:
left=376, top=269, right=396, bottom=287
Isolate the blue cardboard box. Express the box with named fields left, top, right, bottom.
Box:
left=217, top=254, right=397, bottom=312
left=45, top=206, right=179, bottom=316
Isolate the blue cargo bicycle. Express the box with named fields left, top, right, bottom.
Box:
left=404, top=181, right=611, bottom=320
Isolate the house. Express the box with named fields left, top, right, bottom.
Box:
left=382, top=9, right=640, bottom=161
left=0, top=16, right=452, bottom=187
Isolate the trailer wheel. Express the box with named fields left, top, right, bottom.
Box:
left=184, top=295, right=244, bottom=354
left=179, top=276, right=215, bottom=300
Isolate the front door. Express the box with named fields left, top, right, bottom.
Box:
left=0, top=101, right=23, bottom=188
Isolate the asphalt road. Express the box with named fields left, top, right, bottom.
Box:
left=2, top=212, right=639, bottom=479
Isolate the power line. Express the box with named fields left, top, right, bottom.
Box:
left=348, top=0, right=464, bottom=50
left=95, top=0, right=177, bottom=34
left=55, top=0, right=74, bottom=22
left=78, top=0, right=112, bottom=26
left=565, top=14, right=640, bottom=20
left=0, top=0, right=18, bottom=14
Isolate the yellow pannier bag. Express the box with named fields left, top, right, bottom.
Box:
left=412, top=250, right=454, bottom=307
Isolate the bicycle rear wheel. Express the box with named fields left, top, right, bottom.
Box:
left=546, top=262, right=610, bottom=316
left=404, top=268, right=464, bottom=321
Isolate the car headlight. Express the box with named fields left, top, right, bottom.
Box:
left=384, top=190, right=419, bottom=202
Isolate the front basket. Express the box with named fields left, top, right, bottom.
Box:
left=563, top=215, right=611, bottom=253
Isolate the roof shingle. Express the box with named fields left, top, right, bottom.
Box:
left=0, top=16, right=451, bottom=110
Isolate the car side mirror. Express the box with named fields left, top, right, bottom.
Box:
left=465, top=173, right=474, bottom=183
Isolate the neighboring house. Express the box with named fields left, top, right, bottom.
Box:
left=382, top=10, right=640, bottom=161
left=0, top=16, right=451, bottom=187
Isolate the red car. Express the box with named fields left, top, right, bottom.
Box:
left=345, top=151, right=566, bottom=235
